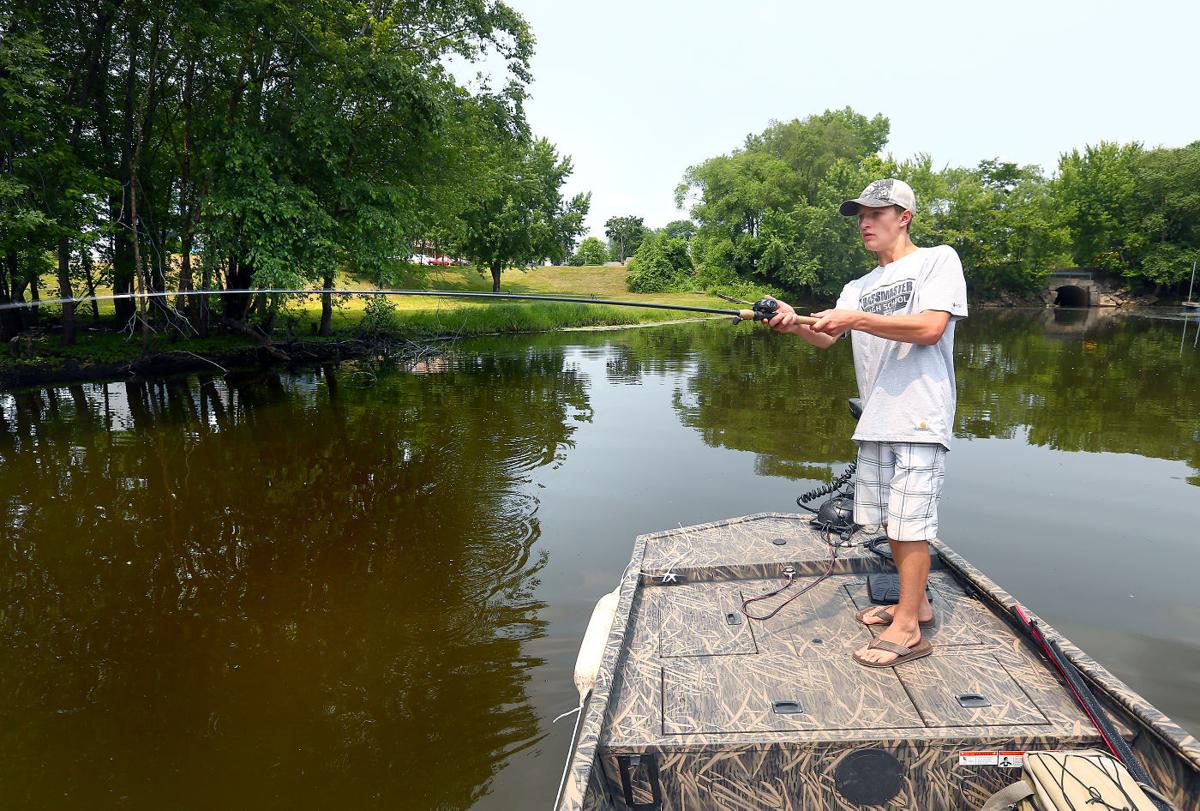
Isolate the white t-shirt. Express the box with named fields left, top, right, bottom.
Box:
left=834, top=245, right=968, bottom=449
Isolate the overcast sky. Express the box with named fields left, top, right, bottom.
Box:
left=492, top=0, right=1198, bottom=239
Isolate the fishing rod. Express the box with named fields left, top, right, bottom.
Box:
left=1010, top=604, right=1173, bottom=810
left=0, top=288, right=819, bottom=326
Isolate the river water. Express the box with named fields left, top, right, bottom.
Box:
left=1, top=308, right=1197, bottom=808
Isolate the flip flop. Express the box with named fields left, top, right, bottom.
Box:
left=855, top=604, right=937, bottom=627
left=852, top=637, right=933, bottom=668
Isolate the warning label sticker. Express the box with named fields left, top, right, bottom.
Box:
left=958, top=751, right=998, bottom=766
left=998, top=752, right=1024, bottom=768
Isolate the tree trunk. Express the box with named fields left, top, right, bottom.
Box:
left=81, top=250, right=100, bottom=320
left=319, top=273, right=334, bottom=336
left=56, top=236, right=76, bottom=345
left=177, top=59, right=196, bottom=317
left=0, top=251, right=22, bottom=341
left=112, top=193, right=136, bottom=325
left=197, top=251, right=211, bottom=337
left=261, top=294, right=278, bottom=335
left=490, top=261, right=502, bottom=293
left=131, top=158, right=149, bottom=354
left=223, top=255, right=253, bottom=320
left=114, top=21, right=138, bottom=328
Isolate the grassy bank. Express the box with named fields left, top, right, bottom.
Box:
left=2, top=265, right=734, bottom=386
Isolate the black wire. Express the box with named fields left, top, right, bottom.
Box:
left=740, top=547, right=838, bottom=622
left=864, top=534, right=893, bottom=560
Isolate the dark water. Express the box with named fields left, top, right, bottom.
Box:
left=1, top=308, right=1198, bottom=809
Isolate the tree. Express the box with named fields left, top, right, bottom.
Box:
left=1129, top=142, right=1200, bottom=288
left=743, top=107, right=890, bottom=204
left=661, top=219, right=696, bottom=242
left=603, top=215, right=646, bottom=263
left=0, top=0, right=542, bottom=342
left=920, top=160, right=1067, bottom=295
left=677, top=108, right=890, bottom=288
left=454, top=137, right=589, bottom=291
left=0, top=15, right=54, bottom=340
left=570, top=236, right=608, bottom=266
left=626, top=232, right=692, bottom=292
left=1055, top=142, right=1144, bottom=274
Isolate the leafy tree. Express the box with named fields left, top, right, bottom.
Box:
left=1129, top=142, right=1200, bottom=288
left=0, top=0, right=547, bottom=342
left=743, top=107, right=890, bottom=204
left=1052, top=140, right=1200, bottom=291
left=603, top=214, right=646, bottom=262
left=454, top=137, right=589, bottom=291
left=1055, top=142, right=1144, bottom=274
left=922, top=160, right=1067, bottom=295
left=677, top=108, right=889, bottom=288
left=570, top=235, right=609, bottom=266
left=626, top=232, right=692, bottom=292
left=661, top=219, right=697, bottom=242
left=0, top=15, right=54, bottom=340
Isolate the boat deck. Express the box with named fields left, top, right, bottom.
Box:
left=560, top=513, right=1200, bottom=809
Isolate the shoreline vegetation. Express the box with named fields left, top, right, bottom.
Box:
left=0, top=264, right=1171, bottom=391
left=0, top=265, right=734, bottom=389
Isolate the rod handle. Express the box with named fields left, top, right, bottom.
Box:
left=738, top=309, right=819, bottom=326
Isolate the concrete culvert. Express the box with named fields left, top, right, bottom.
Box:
left=1054, top=285, right=1090, bottom=307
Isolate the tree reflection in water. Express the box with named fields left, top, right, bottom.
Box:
left=0, top=351, right=589, bottom=809
left=0, top=309, right=1196, bottom=809
left=602, top=309, right=1200, bottom=484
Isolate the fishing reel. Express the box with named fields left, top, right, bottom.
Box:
left=731, top=297, right=782, bottom=324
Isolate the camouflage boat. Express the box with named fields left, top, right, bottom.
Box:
left=554, top=513, right=1200, bottom=809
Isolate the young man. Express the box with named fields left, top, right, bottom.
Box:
left=766, top=178, right=967, bottom=668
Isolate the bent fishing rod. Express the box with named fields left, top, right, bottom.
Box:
left=0, top=288, right=818, bottom=326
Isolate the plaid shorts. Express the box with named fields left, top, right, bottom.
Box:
left=853, top=441, right=947, bottom=541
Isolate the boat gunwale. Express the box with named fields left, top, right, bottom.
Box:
left=557, top=533, right=651, bottom=808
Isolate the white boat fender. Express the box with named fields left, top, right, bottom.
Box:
left=552, top=586, right=620, bottom=723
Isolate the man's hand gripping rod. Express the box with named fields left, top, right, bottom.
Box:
left=733, top=297, right=820, bottom=327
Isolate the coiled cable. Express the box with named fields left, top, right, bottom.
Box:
left=796, top=461, right=857, bottom=510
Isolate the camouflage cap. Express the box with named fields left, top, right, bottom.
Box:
left=839, top=178, right=917, bottom=216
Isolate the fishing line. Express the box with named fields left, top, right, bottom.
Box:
left=0, top=288, right=814, bottom=326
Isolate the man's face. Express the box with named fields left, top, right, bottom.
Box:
left=857, top=206, right=909, bottom=251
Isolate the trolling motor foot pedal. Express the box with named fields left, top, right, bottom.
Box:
left=867, top=573, right=932, bottom=605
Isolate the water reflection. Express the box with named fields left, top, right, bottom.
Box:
left=0, top=309, right=1197, bottom=809
left=598, top=309, right=1200, bottom=484
left=0, top=351, right=589, bottom=808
